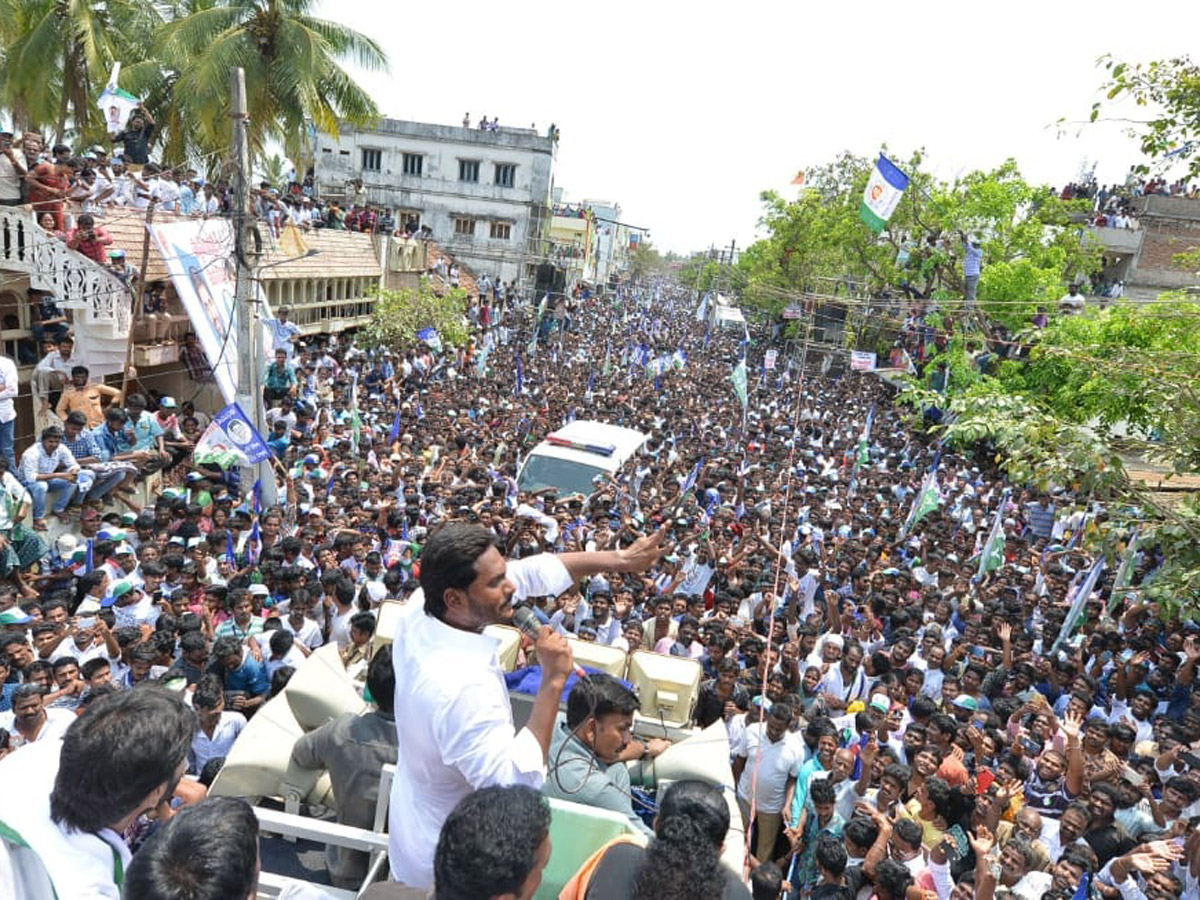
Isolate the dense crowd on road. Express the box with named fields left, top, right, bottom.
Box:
left=0, top=264, right=1198, bottom=900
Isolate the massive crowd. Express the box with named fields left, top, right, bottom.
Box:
left=0, top=260, right=1197, bottom=900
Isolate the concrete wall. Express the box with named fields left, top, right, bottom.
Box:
left=314, top=120, right=557, bottom=287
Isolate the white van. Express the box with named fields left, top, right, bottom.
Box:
left=517, top=420, right=648, bottom=497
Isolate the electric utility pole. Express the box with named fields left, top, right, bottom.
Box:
left=231, top=67, right=278, bottom=505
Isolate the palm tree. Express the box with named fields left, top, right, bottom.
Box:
left=155, top=0, right=387, bottom=167
left=0, top=0, right=162, bottom=140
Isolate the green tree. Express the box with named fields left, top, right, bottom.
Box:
left=1091, top=55, right=1200, bottom=180
left=994, top=296, right=1200, bottom=475
left=360, top=285, right=470, bottom=353
left=254, top=151, right=289, bottom=186
left=740, top=152, right=1100, bottom=331
left=135, top=0, right=387, bottom=165
left=0, top=0, right=160, bottom=139
left=898, top=298, right=1200, bottom=617
left=628, top=241, right=665, bottom=282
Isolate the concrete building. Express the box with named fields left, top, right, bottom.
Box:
left=313, top=119, right=557, bottom=290
left=1088, top=195, right=1200, bottom=301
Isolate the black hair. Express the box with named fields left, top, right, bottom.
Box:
left=875, top=858, right=914, bottom=900
left=843, top=816, right=879, bottom=853
left=349, top=611, right=376, bottom=635
left=269, top=666, right=294, bottom=698
left=750, top=862, right=783, bottom=900
left=80, top=658, right=111, bottom=680
left=810, top=776, right=837, bottom=806
left=632, top=780, right=728, bottom=900
left=193, top=674, right=223, bottom=711
left=179, top=631, right=207, bottom=654
left=367, top=645, right=394, bottom=715
left=212, top=636, right=242, bottom=661
left=814, top=835, right=847, bottom=877
left=122, top=797, right=258, bottom=900
left=432, top=785, right=550, bottom=900
left=419, top=523, right=500, bottom=620
left=565, top=672, right=639, bottom=730
left=892, top=816, right=922, bottom=848
left=268, top=629, right=294, bottom=657
left=50, top=688, right=196, bottom=833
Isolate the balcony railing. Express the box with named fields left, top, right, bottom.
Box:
left=0, top=207, right=131, bottom=339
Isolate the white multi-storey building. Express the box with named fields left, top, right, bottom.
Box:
left=313, top=119, right=557, bottom=288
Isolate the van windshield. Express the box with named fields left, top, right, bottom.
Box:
left=517, top=455, right=606, bottom=497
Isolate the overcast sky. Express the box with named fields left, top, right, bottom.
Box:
left=318, top=0, right=1200, bottom=254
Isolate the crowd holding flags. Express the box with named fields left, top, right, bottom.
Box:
left=1052, top=556, right=1106, bottom=653
left=899, top=465, right=942, bottom=539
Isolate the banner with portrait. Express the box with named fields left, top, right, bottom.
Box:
left=149, top=219, right=243, bottom=402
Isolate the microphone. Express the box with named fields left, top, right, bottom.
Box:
left=511, top=605, right=587, bottom=679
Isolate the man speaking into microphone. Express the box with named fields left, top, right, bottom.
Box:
left=388, top=521, right=667, bottom=890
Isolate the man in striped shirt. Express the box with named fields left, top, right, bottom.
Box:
left=1025, top=495, right=1057, bottom=541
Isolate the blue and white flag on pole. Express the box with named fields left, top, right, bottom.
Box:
left=514, top=352, right=524, bottom=396
left=194, top=403, right=271, bottom=469
left=416, top=327, right=442, bottom=353
left=859, top=154, right=909, bottom=234
left=680, top=458, right=704, bottom=496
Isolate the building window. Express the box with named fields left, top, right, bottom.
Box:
left=494, top=164, right=516, bottom=188
left=490, top=222, right=512, bottom=240
left=361, top=148, right=382, bottom=171
left=459, top=160, right=480, bottom=183
left=402, top=153, right=423, bottom=176
left=454, top=217, right=475, bottom=237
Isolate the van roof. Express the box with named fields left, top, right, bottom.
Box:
left=531, top=420, right=648, bottom=469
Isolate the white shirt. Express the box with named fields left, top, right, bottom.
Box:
left=0, top=355, right=18, bottom=424
left=189, top=710, right=247, bottom=775
left=283, top=615, right=324, bottom=649
left=0, top=708, right=74, bottom=748
left=0, top=739, right=132, bottom=900
left=736, top=721, right=802, bottom=813
left=387, top=553, right=574, bottom=890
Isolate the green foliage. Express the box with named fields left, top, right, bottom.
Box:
left=898, top=379, right=1127, bottom=497
left=628, top=241, right=666, bottom=282
left=994, top=298, right=1200, bottom=474
left=1094, top=55, right=1200, bottom=181
left=739, top=153, right=1101, bottom=332
left=360, top=285, right=470, bottom=353
left=0, top=0, right=387, bottom=166
left=897, top=297, right=1200, bottom=617
left=677, top=254, right=743, bottom=296
left=0, top=0, right=160, bottom=138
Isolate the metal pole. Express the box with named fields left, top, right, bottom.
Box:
left=231, top=67, right=278, bottom=506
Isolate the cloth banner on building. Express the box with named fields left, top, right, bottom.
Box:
left=194, top=403, right=271, bottom=469
left=850, top=351, right=877, bottom=371
left=859, top=154, right=909, bottom=234
left=150, top=219, right=244, bottom=402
